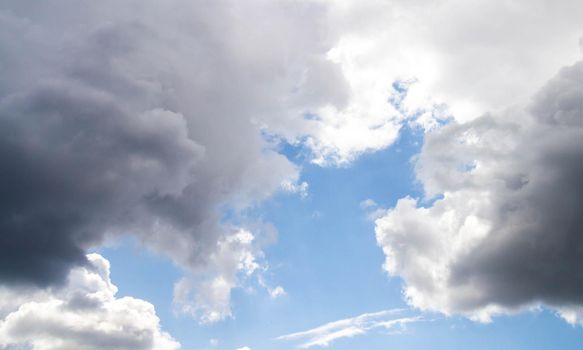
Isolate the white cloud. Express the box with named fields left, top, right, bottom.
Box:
left=173, top=229, right=266, bottom=323
left=341, top=0, right=582, bottom=121
left=248, top=0, right=583, bottom=165
left=281, top=180, right=310, bottom=199
left=257, top=274, right=287, bottom=300
left=360, top=199, right=386, bottom=221
left=236, top=347, right=252, bottom=350
left=269, top=286, right=287, bottom=299
left=277, top=309, right=420, bottom=349
left=359, top=199, right=377, bottom=210
left=289, top=0, right=583, bottom=165
left=0, top=254, right=179, bottom=350
left=375, top=60, right=583, bottom=323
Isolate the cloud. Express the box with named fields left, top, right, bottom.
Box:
left=359, top=199, right=377, bottom=210
left=360, top=199, right=386, bottom=221
left=235, top=347, right=251, bottom=350
left=281, top=180, right=310, bottom=199
left=298, top=0, right=583, bottom=159
left=375, top=60, right=583, bottom=323
left=269, top=286, right=287, bottom=299
left=173, top=229, right=264, bottom=323
left=0, top=254, right=179, bottom=350
left=277, top=309, right=421, bottom=348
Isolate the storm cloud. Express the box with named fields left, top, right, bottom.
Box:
left=376, top=61, right=583, bottom=323
left=0, top=0, right=337, bottom=287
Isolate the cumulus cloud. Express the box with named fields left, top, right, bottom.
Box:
left=0, top=254, right=179, bottom=350
left=0, top=0, right=347, bottom=321
left=277, top=309, right=420, bottom=349
left=0, top=0, right=323, bottom=288
left=375, top=61, right=583, bottom=323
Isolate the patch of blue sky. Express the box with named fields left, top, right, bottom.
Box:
left=224, top=125, right=427, bottom=349
left=95, top=112, right=583, bottom=350
left=96, top=118, right=583, bottom=349
left=457, top=160, right=478, bottom=173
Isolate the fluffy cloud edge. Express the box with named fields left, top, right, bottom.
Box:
left=0, top=254, right=180, bottom=350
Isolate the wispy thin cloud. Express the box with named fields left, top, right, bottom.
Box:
left=277, top=309, right=421, bottom=348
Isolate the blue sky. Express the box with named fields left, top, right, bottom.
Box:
left=99, top=125, right=583, bottom=350
left=99, top=126, right=424, bottom=349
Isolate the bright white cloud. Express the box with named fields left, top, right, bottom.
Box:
left=0, top=254, right=179, bottom=350
left=288, top=0, right=583, bottom=165
left=375, top=60, right=583, bottom=323
left=254, top=0, right=583, bottom=165
left=328, top=0, right=583, bottom=121
left=277, top=309, right=420, bottom=348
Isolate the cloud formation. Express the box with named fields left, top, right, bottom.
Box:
left=0, top=0, right=318, bottom=290
left=375, top=61, right=583, bottom=323
left=173, top=228, right=265, bottom=323
left=2, top=0, right=583, bottom=324
left=0, top=254, right=179, bottom=350
left=277, top=309, right=420, bottom=348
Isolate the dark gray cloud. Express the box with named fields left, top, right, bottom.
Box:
left=0, top=0, right=348, bottom=287
left=0, top=81, right=203, bottom=286
left=452, top=62, right=583, bottom=309
left=376, top=60, right=583, bottom=323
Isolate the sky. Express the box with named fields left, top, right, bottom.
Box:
left=1, top=1, right=583, bottom=349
